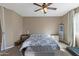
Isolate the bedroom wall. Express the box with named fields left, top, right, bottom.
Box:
left=23, top=17, right=62, bottom=35
left=0, top=7, right=23, bottom=50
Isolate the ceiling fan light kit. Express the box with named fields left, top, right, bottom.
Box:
left=33, top=3, right=57, bottom=14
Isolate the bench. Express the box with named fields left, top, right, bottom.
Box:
left=66, top=47, right=79, bottom=56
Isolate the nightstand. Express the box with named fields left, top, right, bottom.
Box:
left=14, top=34, right=30, bottom=47
left=20, top=34, right=30, bottom=42
left=14, top=39, right=22, bottom=46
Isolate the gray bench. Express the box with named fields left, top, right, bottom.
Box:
left=66, top=47, right=79, bottom=56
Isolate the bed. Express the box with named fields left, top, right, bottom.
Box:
left=20, top=33, right=60, bottom=56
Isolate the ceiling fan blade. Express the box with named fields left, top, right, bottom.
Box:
left=33, top=3, right=42, bottom=7
left=48, top=7, right=57, bottom=10
left=47, top=3, right=52, bottom=6
left=34, top=8, right=42, bottom=12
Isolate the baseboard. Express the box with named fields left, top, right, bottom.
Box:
left=5, top=45, right=14, bottom=50
left=1, top=45, right=14, bottom=51
left=59, top=40, right=69, bottom=45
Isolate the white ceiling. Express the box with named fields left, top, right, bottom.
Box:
left=0, top=3, right=79, bottom=17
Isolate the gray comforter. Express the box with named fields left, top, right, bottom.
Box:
left=24, top=46, right=69, bottom=56
left=20, top=34, right=60, bottom=52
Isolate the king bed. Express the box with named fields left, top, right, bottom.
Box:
left=19, top=33, right=67, bottom=56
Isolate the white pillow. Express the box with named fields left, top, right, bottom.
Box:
left=31, top=33, right=50, bottom=38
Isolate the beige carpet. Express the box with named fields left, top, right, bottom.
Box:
left=0, top=47, right=22, bottom=56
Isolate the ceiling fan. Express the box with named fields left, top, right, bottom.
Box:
left=33, top=3, right=57, bottom=14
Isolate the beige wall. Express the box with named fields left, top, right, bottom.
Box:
left=0, top=7, right=23, bottom=50
left=23, top=17, right=62, bottom=35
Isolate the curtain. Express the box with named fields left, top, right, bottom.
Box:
left=67, top=10, right=75, bottom=47
left=69, top=7, right=79, bottom=47
left=73, top=9, right=79, bottom=47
